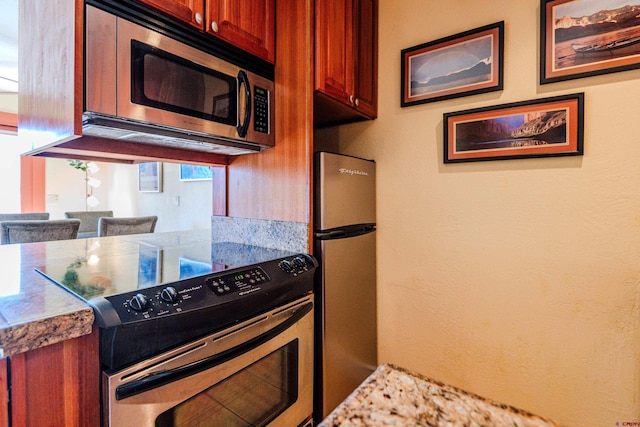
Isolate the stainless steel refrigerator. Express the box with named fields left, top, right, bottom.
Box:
left=314, top=151, right=377, bottom=420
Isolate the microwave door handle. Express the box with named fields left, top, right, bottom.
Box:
left=236, top=70, right=251, bottom=138
left=114, top=301, right=313, bottom=401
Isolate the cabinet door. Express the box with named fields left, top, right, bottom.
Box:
left=353, top=0, right=377, bottom=118
left=136, top=0, right=205, bottom=29
left=9, top=330, right=100, bottom=426
left=315, top=0, right=354, bottom=106
left=205, top=0, right=275, bottom=63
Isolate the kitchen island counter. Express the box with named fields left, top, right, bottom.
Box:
left=320, top=363, right=563, bottom=427
left=0, top=229, right=220, bottom=357
left=0, top=241, right=94, bottom=358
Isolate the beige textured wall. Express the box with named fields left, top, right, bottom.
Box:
left=318, top=0, right=640, bottom=425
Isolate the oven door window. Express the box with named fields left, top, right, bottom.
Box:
left=155, top=340, right=299, bottom=427
left=131, top=40, right=238, bottom=126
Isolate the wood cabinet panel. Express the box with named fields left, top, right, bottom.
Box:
left=136, top=0, right=205, bottom=28
left=205, top=0, right=275, bottom=63
left=315, top=0, right=354, bottom=105
left=314, top=0, right=378, bottom=126
left=226, top=0, right=313, bottom=230
left=10, top=329, right=100, bottom=427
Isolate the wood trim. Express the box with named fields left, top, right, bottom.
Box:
left=0, top=112, right=17, bottom=133
left=20, top=157, right=46, bottom=213
left=10, top=329, right=100, bottom=427
left=211, top=165, right=228, bottom=215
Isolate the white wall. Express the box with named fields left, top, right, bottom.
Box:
left=45, top=159, right=212, bottom=232
left=317, top=0, right=640, bottom=425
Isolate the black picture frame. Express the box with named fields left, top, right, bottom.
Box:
left=541, top=0, right=640, bottom=84
left=401, top=21, right=504, bottom=106
left=444, top=93, right=584, bottom=163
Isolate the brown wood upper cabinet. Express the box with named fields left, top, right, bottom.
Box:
left=315, top=0, right=378, bottom=126
left=136, top=0, right=275, bottom=63
left=206, top=0, right=275, bottom=63
left=136, top=0, right=205, bottom=29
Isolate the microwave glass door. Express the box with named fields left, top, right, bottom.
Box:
left=155, top=340, right=299, bottom=427
left=131, top=40, right=238, bottom=126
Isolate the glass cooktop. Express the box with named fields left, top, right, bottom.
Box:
left=36, top=236, right=296, bottom=301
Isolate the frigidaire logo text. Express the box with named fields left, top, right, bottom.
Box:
left=338, top=168, right=369, bottom=176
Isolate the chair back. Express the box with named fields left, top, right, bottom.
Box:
left=0, top=219, right=81, bottom=244
left=64, top=210, right=114, bottom=237
left=0, top=212, right=49, bottom=221
left=97, top=216, right=158, bottom=237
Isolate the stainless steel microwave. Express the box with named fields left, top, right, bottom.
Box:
left=83, top=5, right=274, bottom=156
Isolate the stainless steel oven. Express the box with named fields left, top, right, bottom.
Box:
left=103, top=295, right=314, bottom=427
left=35, top=239, right=317, bottom=427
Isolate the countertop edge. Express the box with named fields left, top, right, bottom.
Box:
left=0, top=307, right=94, bottom=358
left=320, top=363, right=565, bottom=427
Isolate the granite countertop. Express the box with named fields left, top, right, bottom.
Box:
left=0, top=229, right=218, bottom=358
left=320, top=363, right=563, bottom=427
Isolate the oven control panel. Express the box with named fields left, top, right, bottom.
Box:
left=206, top=267, right=270, bottom=297
left=92, top=254, right=316, bottom=327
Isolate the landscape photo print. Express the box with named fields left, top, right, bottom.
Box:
left=401, top=22, right=504, bottom=106
left=541, top=0, right=640, bottom=83
left=443, top=93, right=584, bottom=163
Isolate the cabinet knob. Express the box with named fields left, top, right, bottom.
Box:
left=195, top=12, right=203, bottom=25
left=349, top=95, right=354, bottom=104
left=211, top=20, right=219, bottom=33
left=354, top=98, right=360, bottom=107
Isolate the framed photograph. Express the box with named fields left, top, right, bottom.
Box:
left=444, top=93, right=584, bottom=163
left=541, top=0, right=640, bottom=84
left=401, top=21, right=504, bottom=106
left=138, top=162, right=163, bottom=192
left=179, top=164, right=213, bottom=181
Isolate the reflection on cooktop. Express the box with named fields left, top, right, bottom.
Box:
left=36, top=241, right=295, bottom=301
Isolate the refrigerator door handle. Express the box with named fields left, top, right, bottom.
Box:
left=315, top=230, right=347, bottom=239
left=315, top=224, right=376, bottom=240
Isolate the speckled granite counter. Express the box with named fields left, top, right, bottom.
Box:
left=0, top=229, right=226, bottom=358
left=0, top=241, right=95, bottom=358
left=320, top=363, right=563, bottom=427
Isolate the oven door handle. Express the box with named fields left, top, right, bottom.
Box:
left=115, top=301, right=313, bottom=401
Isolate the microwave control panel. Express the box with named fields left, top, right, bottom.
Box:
left=254, top=86, right=270, bottom=134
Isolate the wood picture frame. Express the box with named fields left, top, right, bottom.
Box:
left=138, top=162, right=163, bottom=192
left=444, top=93, right=584, bottom=163
left=541, top=0, right=640, bottom=84
left=401, top=21, right=504, bottom=106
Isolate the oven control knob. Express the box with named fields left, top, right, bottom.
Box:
left=279, top=260, right=294, bottom=273
left=129, top=293, right=149, bottom=312
left=160, top=286, right=179, bottom=303
left=293, top=256, right=306, bottom=268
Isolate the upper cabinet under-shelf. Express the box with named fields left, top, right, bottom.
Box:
left=135, top=0, right=275, bottom=63
left=314, top=0, right=378, bottom=127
